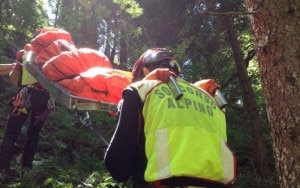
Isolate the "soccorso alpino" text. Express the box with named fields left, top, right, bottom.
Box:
left=153, top=84, right=218, bottom=116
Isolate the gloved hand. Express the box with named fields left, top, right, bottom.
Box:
left=143, top=68, right=177, bottom=82
left=193, top=79, right=220, bottom=96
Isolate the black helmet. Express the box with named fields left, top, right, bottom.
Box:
left=132, top=48, right=181, bottom=82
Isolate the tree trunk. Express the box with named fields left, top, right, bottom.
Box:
left=222, top=14, right=269, bottom=177
left=244, top=0, right=300, bottom=187
left=119, top=33, right=127, bottom=66
left=80, top=5, right=99, bottom=49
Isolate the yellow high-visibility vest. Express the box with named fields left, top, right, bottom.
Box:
left=21, top=50, right=37, bottom=85
left=131, top=79, right=236, bottom=185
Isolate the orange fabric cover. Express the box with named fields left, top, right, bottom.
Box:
left=81, top=67, right=132, bottom=104
left=42, top=48, right=113, bottom=81
left=58, top=76, right=100, bottom=103
left=58, top=67, right=132, bottom=105
left=31, top=28, right=73, bottom=54
left=35, top=39, right=76, bottom=67
left=193, top=79, right=220, bottom=96
left=37, top=27, right=64, bottom=34
left=28, top=27, right=132, bottom=105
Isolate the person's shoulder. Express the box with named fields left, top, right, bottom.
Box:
left=130, top=79, right=163, bottom=90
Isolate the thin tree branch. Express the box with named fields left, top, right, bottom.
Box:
left=221, top=49, right=256, bottom=89
left=198, top=10, right=257, bottom=16
left=244, top=49, right=256, bottom=68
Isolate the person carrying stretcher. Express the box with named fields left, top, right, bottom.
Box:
left=0, top=41, right=55, bottom=183
left=104, top=48, right=236, bottom=187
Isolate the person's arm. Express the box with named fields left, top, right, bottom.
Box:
left=143, top=68, right=176, bottom=82
left=0, top=64, right=14, bottom=76
left=9, top=63, right=22, bottom=86
left=104, top=87, right=144, bottom=182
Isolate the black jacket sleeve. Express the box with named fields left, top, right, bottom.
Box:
left=104, top=87, right=145, bottom=182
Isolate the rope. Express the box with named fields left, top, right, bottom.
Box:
left=77, top=110, right=109, bottom=146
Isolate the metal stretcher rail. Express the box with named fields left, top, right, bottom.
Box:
left=25, top=51, right=117, bottom=112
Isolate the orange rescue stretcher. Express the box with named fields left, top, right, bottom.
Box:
left=26, top=51, right=118, bottom=112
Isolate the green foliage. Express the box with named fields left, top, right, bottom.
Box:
left=113, top=0, right=143, bottom=18
left=0, top=0, right=48, bottom=63
left=0, top=78, right=18, bottom=123
left=2, top=109, right=120, bottom=187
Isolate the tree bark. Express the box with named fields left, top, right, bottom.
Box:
left=244, top=0, right=300, bottom=187
left=222, top=14, right=269, bottom=177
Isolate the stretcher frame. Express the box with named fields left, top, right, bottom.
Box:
left=25, top=51, right=117, bottom=112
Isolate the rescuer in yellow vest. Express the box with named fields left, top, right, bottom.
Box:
left=104, top=48, right=237, bottom=187
left=0, top=42, right=55, bottom=183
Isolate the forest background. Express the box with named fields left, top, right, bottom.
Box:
left=1, top=0, right=299, bottom=187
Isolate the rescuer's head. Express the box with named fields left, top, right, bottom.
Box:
left=132, top=48, right=181, bottom=82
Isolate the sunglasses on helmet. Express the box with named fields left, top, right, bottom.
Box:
left=145, top=59, right=181, bottom=75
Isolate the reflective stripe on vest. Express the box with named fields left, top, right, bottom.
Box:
left=131, top=79, right=236, bottom=185
left=21, top=50, right=37, bottom=85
